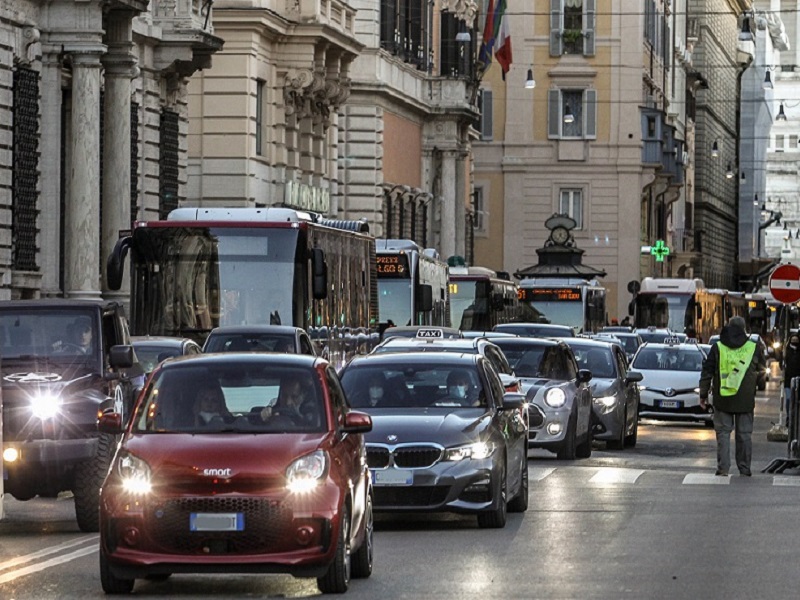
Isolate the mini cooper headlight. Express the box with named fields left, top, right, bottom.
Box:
left=443, top=441, right=496, bottom=461
left=286, top=450, right=328, bottom=493
left=118, top=453, right=152, bottom=495
left=544, top=387, right=567, bottom=408
left=30, top=393, right=61, bottom=420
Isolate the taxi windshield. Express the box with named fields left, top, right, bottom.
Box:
left=633, top=347, right=704, bottom=372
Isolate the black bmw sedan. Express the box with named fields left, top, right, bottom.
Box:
left=339, top=352, right=528, bottom=529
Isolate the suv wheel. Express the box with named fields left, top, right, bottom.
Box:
left=74, top=433, right=117, bottom=532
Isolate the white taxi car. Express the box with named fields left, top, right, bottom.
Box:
left=630, top=338, right=712, bottom=427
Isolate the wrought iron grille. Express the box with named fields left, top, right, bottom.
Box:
left=159, top=109, right=179, bottom=219
left=12, top=66, right=40, bottom=271
left=131, top=102, right=139, bottom=222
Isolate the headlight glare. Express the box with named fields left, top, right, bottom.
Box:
left=30, top=394, right=60, bottom=420
left=118, top=453, right=152, bottom=494
left=286, top=450, right=328, bottom=493
left=594, top=395, right=616, bottom=407
left=544, top=387, right=567, bottom=408
left=444, top=441, right=496, bottom=461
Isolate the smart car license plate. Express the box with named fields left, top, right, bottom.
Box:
left=371, top=469, right=413, bottom=486
left=660, top=400, right=680, bottom=409
left=190, top=513, right=244, bottom=532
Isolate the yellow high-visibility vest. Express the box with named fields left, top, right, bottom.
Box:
left=718, top=341, right=757, bottom=396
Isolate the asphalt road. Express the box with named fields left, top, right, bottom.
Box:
left=2, top=365, right=799, bottom=599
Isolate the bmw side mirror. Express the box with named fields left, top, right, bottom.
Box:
left=576, top=369, right=592, bottom=384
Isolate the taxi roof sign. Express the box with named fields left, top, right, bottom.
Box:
left=663, top=336, right=683, bottom=345
left=416, top=328, right=444, bottom=339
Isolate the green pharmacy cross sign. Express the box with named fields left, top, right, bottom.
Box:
left=650, top=240, right=670, bottom=262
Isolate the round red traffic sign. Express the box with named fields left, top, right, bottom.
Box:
left=769, top=263, right=800, bottom=304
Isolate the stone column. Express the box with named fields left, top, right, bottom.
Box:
left=440, top=151, right=457, bottom=260
left=64, top=48, right=104, bottom=299
left=455, top=150, right=467, bottom=258
left=102, top=13, right=137, bottom=303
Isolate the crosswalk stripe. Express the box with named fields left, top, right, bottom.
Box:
left=529, top=467, right=556, bottom=482
left=589, top=468, right=645, bottom=484
left=773, top=476, right=800, bottom=486
left=684, top=473, right=730, bottom=484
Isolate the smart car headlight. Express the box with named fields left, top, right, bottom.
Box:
left=544, top=387, right=567, bottom=408
left=30, top=393, right=61, bottom=420
left=118, top=452, right=152, bottom=494
left=286, top=450, right=328, bottom=493
left=443, top=441, right=496, bottom=461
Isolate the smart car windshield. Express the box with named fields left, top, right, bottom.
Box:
left=340, top=364, right=487, bottom=409
left=132, top=363, right=327, bottom=433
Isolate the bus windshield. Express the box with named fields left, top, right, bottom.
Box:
left=378, top=279, right=413, bottom=326
left=521, top=300, right=583, bottom=332
left=131, top=227, right=302, bottom=336
left=634, top=293, right=691, bottom=332
left=449, top=281, right=485, bottom=330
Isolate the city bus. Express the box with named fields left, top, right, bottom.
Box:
left=517, top=277, right=607, bottom=334
left=376, top=239, right=450, bottom=333
left=632, top=277, right=725, bottom=342
left=448, top=267, right=519, bottom=331
left=107, top=207, right=378, bottom=369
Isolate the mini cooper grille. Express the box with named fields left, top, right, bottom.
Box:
left=392, top=447, right=442, bottom=468
left=374, top=486, right=449, bottom=507
left=366, top=447, right=390, bottom=469
left=528, top=405, right=546, bottom=428
left=147, top=497, right=292, bottom=554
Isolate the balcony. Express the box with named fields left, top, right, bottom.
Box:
left=641, top=109, right=684, bottom=186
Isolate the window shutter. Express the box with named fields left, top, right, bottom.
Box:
left=585, top=89, right=597, bottom=139
left=480, top=89, right=494, bottom=140
left=548, top=89, right=561, bottom=139
left=584, top=0, right=596, bottom=56
left=550, top=0, right=562, bottom=57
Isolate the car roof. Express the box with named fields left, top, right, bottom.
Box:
left=563, top=338, right=617, bottom=349
left=495, top=322, right=572, bottom=330
left=377, top=337, right=489, bottom=350
left=345, top=351, right=482, bottom=368
left=490, top=337, right=560, bottom=347
left=206, top=325, right=302, bottom=335
left=159, top=352, right=322, bottom=369
left=382, top=326, right=462, bottom=339
left=132, top=335, right=194, bottom=345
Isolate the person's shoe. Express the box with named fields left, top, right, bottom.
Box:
left=739, top=471, right=752, bottom=477
left=715, top=469, right=729, bottom=476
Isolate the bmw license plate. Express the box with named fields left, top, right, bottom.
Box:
left=660, top=400, right=680, bottom=409
left=190, top=513, right=244, bottom=532
left=371, top=469, right=413, bottom=486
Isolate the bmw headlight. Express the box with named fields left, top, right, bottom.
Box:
left=118, top=452, right=152, bottom=494
left=443, top=441, right=496, bottom=461
left=544, top=387, right=567, bottom=408
left=30, top=393, right=61, bottom=420
left=286, top=450, right=328, bottom=493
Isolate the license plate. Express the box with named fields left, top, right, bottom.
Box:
left=190, top=513, right=244, bottom=532
left=371, top=469, right=413, bottom=486
left=660, top=400, right=680, bottom=409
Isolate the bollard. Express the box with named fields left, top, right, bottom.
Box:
left=790, top=377, right=800, bottom=458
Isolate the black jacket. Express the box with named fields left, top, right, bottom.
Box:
left=783, top=343, right=800, bottom=384
left=699, top=324, right=765, bottom=413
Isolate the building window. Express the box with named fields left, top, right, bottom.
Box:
left=380, top=0, right=430, bottom=70
left=790, top=135, right=798, bottom=150
left=775, top=134, right=785, bottom=151
left=159, top=109, right=180, bottom=219
left=559, top=188, right=583, bottom=229
left=12, top=66, right=40, bottom=272
left=549, top=0, right=596, bottom=57
left=548, top=88, right=597, bottom=139
left=440, top=11, right=474, bottom=78
left=478, top=88, right=493, bottom=141
left=256, top=80, right=265, bottom=156
left=473, top=187, right=487, bottom=234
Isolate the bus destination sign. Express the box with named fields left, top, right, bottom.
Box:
left=377, top=253, right=410, bottom=278
left=519, top=287, right=581, bottom=302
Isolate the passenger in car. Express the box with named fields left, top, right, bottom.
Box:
left=192, top=385, right=232, bottom=427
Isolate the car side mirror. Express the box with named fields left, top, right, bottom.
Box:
left=576, top=369, right=592, bottom=384
left=98, top=411, right=124, bottom=434
left=109, top=345, right=134, bottom=369
left=500, top=392, right=526, bottom=411
left=625, top=370, right=644, bottom=383
left=417, top=284, right=433, bottom=312
left=343, top=410, right=372, bottom=434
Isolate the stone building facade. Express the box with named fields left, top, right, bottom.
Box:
left=0, top=0, right=221, bottom=301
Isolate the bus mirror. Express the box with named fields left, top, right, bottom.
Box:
left=491, top=293, right=505, bottom=311
left=106, top=236, right=132, bottom=291
left=418, top=284, right=433, bottom=312
left=725, top=304, right=732, bottom=319
left=696, top=305, right=703, bottom=320
left=312, top=248, right=328, bottom=300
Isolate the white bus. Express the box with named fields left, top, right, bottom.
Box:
left=517, top=277, right=607, bottom=334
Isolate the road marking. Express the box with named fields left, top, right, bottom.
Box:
left=529, top=467, right=556, bottom=482
left=0, top=545, right=97, bottom=585
left=0, top=535, right=97, bottom=572
left=683, top=473, right=730, bottom=484
left=773, top=476, right=800, bottom=486
left=589, top=468, right=644, bottom=484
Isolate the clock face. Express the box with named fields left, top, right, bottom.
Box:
left=552, top=226, right=570, bottom=244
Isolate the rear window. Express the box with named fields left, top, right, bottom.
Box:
left=132, top=363, right=326, bottom=433
left=205, top=334, right=295, bottom=353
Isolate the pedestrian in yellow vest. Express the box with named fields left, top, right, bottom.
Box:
left=699, top=316, right=766, bottom=476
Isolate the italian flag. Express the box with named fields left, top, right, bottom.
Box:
left=493, top=0, right=512, bottom=77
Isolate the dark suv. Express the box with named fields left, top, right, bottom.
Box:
left=0, top=300, right=143, bottom=531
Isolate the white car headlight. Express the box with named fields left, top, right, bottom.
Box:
left=30, top=393, right=61, bottom=420
left=594, top=395, right=617, bottom=407
left=773, top=341, right=781, bottom=349
left=118, top=452, right=152, bottom=494
left=286, top=450, right=328, bottom=493
left=544, top=387, right=567, bottom=408
left=443, top=441, right=496, bottom=461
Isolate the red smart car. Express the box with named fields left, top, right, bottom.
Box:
left=98, top=353, right=373, bottom=594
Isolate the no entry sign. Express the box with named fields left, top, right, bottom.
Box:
left=769, top=263, right=800, bottom=304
